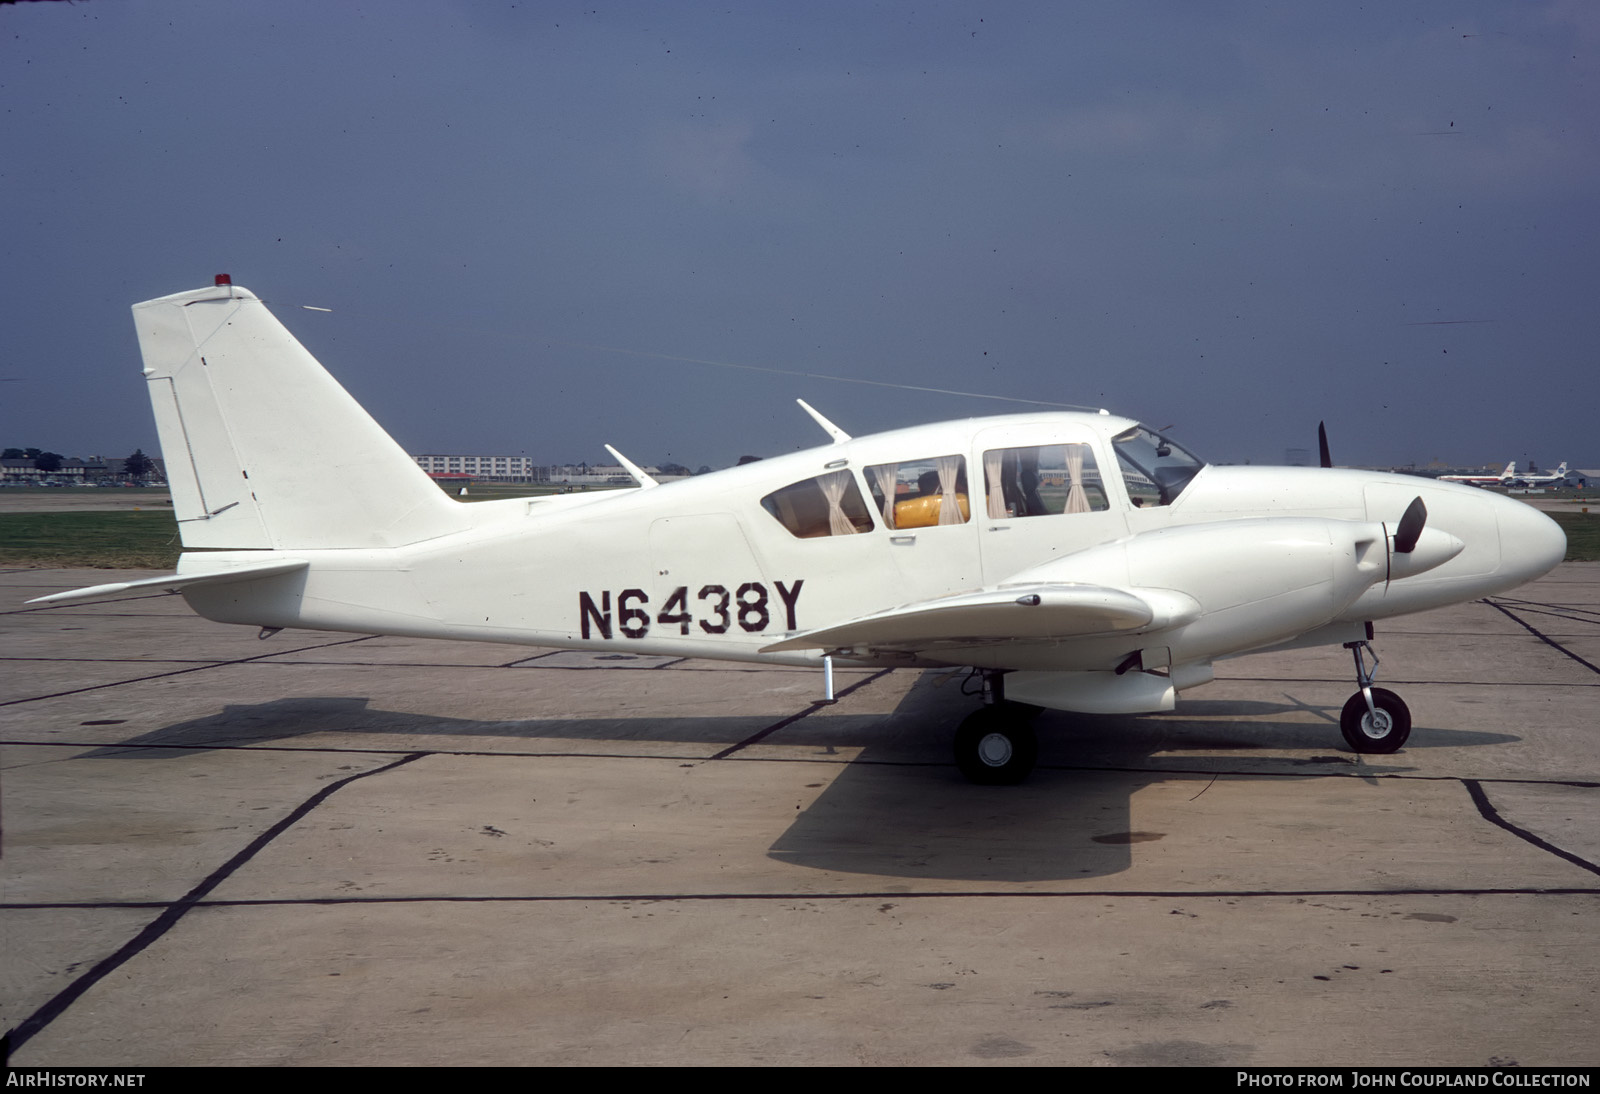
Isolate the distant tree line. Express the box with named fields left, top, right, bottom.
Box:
left=3, top=447, right=156, bottom=480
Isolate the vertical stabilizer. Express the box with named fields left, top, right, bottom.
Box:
left=135, top=281, right=464, bottom=550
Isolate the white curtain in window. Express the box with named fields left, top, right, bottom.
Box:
left=774, top=488, right=802, bottom=534
left=1065, top=444, right=1090, bottom=514
left=870, top=463, right=898, bottom=529
left=984, top=449, right=1006, bottom=518
left=936, top=455, right=962, bottom=525
left=820, top=470, right=857, bottom=535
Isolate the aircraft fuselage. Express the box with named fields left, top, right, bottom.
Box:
left=178, top=414, right=1565, bottom=691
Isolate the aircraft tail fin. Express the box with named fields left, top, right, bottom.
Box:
left=135, top=279, right=464, bottom=550
left=1501, top=462, right=1516, bottom=479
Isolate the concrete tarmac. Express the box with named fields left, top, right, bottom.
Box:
left=0, top=489, right=174, bottom=514
left=2, top=564, right=1597, bottom=1067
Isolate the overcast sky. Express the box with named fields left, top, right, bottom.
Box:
left=3, top=1, right=1596, bottom=472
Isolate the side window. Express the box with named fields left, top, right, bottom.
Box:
left=761, top=469, right=875, bottom=538
left=982, top=443, right=1109, bottom=518
left=863, top=455, right=971, bottom=530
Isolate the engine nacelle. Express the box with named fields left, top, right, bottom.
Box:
left=1006, top=516, right=1393, bottom=663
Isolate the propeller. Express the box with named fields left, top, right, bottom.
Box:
left=1318, top=421, right=1332, bottom=469
left=1393, top=496, right=1426, bottom=554
left=1383, top=495, right=1461, bottom=585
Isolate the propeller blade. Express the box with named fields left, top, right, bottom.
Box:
left=1393, top=496, right=1427, bottom=554
left=1318, top=421, right=1332, bottom=469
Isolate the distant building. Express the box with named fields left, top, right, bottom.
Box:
left=411, top=454, right=673, bottom=485
left=1, top=456, right=163, bottom=484
left=547, top=463, right=657, bottom=485
left=0, top=459, right=40, bottom=482
left=412, top=455, right=549, bottom=483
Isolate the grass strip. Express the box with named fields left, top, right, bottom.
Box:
left=0, top=510, right=181, bottom=568
left=1549, top=512, right=1600, bottom=562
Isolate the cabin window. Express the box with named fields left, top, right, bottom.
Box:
left=981, top=443, right=1109, bottom=518
left=761, top=469, right=875, bottom=538
left=1112, top=425, right=1204, bottom=507
left=864, top=455, right=971, bottom=530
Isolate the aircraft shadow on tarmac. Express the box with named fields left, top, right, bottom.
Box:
left=763, top=680, right=1516, bottom=882
left=74, top=674, right=1519, bottom=883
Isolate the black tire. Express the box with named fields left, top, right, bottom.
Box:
left=1340, top=687, right=1411, bottom=754
left=954, top=705, right=1039, bottom=785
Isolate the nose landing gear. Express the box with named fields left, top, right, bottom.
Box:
left=1340, top=641, right=1412, bottom=753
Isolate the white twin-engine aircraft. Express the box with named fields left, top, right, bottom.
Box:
left=34, top=278, right=1567, bottom=783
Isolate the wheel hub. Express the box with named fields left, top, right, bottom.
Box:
left=1363, top=710, right=1393, bottom=738
left=977, top=732, right=1013, bottom=767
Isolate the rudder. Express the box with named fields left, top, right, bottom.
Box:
left=135, top=279, right=464, bottom=550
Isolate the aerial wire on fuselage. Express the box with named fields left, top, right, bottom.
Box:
left=292, top=303, right=1100, bottom=412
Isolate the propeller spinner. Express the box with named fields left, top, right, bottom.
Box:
left=1385, top=496, right=1463, bottom=583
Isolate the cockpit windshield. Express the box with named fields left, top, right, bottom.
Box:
left=1112, top=425, right=1205, bottom=507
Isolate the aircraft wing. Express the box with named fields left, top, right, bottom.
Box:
left=760, top=583, right=1199, bottom=654
left=25, top=559, right=309, bottom=605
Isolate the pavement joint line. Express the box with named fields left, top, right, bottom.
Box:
left=497, top=650, right=566, bottom=666
left=0, top=634, right=384, bottom=708
left=2, top=657, right=242, bottom=664
left=5, top=886, right=1599, bottom=913
left=1482, top=602, right=1600, bottom=626
left=16, top=656, right=1598, bottom=687
left=0, top=750, right=428, bottom=1057
left=0, top=656, right=883, bottom=676
left=1483, top=599, right=1600, bottom=675
left=1491, top=598, right=1600, bottom=623
left=219, top=661, right=884, bottom=674
left=1490, top=595, right=1600, bottom=618
left=706, top=668, right=897, bottom=761
left=1243, top=677, right=1600, bottom=687
left=1465, top=779, right=1600, bottom=877
left=10, top=737, right=1593, bottom=791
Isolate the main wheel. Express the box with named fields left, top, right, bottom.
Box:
left=954, top=705, right=1039, bottom=785
left=1340, top=687, right=1411, bottom=754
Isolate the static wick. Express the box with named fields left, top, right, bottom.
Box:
left=301, top=306, right=334, bottom=312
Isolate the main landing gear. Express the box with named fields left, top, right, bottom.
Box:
left=954, top=671, right=1039, bottom=785
left=1339, top=641, right=1411, bottom=754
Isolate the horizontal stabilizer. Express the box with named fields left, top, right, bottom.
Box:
left=761, top=583, right=1197, bottom=654
left=26, top=559, right=308, bottom=605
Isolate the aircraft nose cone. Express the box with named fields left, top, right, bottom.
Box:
left=1496, top=498, right=1567, bottom=583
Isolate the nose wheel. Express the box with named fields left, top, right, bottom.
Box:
left=1340, top=641, right=1412, bottom=754
left=1340, top=687, right=1411, bottom=753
